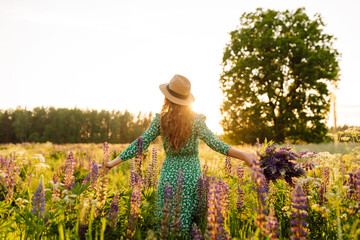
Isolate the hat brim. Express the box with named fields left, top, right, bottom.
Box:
left=159, top=83, right=195, bottom=106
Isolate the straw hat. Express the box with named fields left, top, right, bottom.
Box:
left=159, top=74, right=195, bottom=105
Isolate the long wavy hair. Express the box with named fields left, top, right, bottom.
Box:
left=160, top=98, right=195, bottom=152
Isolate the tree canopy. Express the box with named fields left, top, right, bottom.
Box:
left=0, top=107, right=153, bottom=144
left=220, top=8, right=340, bottom=144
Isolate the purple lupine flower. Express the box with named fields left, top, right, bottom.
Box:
left=340, top=157, right=346, bottom=182
left=78, top=219, right=87, bottom=240
left=108, top=193, right=119, bottom=229
left=90, top=163, right=99, bottom=189
left=145, top=147, right=158, bottom=188
left=129, top=137, right=143, bottom=188
left=237, top=164, right=244, bottom=183
left=236, top=184, right=244, bottom=210
left=172, top=169, right=184, bottom=236
left=135, top=137, right=143, bottom=177
left=151, top=147, right=158, bottom=187
left=129, top=170, right=135, bottom=188
left=191, top=224, right=204, bottom=240
left=197, top=176, right=206, bottom=219
left=354, top=169, right=360, bottom=202
left=219, top=179, right=230, bottom=218
left=265, top=144, right=276, bottom=155
left=64, top=152, right=75, bottom=191
left=127, top=174, right=142, bottom=239
left=251, top=159, right=267, bottom=208
left=32, top=175, right=46, bottom=218
left=265, top=204, right=280, bottom=240
left=52, top=173, right=60, bottom=201
left=130, top=169, right=143, bottom=189
left=323, top=167, right=330, bottom=191
left=129, top=159, right=135, bottom=188
left=101, top=142, right=110, bottom=176
left=318, top=183, right=326, bottom=206
left=0, top=154, right=5, bottom=169
left=255, top=209, right=268, bottom=238
left=202, top=164, right=209, bottom=199
left=70, top=177, right=76, bottom=190
left=298, top=150, right=317, bottom=157
left=82, top=162, right=99, bottom=188
left=202, top=164, right=208, bottom=176
left=290, top=183, right=308, bottom=240
left=319, top=167, right=329, bottom=205
left=251, top=158, right=268, bottom=237
left=302, top=181, right=309, bottom=199
left=78, top=200, right=90, bottom=240
left=258, top=143, right=306, bottom=187
left=222, top=230, right=231, bottom=240
left=348, top=172, right=355, bottom=200
left=207, top=177, right=224, bottom=239
left=82, top=172, right=91, bottom=186
left=160, top=182, right=173, bottom=240
left=144, top=159, right=151, bottom=188
left=224, top=156, right=232, bottom=178
left=301, top=162, right=315, bottom=172
left=4, top=155, right=16, bottom=201
left=96, top=143, right=110, bottom=215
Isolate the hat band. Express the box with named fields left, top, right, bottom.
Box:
left=166, top=84, right=189, bottom=100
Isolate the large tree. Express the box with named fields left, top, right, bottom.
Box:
left=220, top=8, right=340, bottom=144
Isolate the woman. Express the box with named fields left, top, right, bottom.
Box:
left=104, top=74, right=254, bottom=235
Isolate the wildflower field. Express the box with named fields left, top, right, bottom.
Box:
left=0, top=139, right=360, bottom=240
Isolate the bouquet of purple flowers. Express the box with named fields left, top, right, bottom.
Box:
left=257, top=140, right=306, bottom=187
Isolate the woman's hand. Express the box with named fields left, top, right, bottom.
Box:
left=246, top=152, right=258, bottom=168
left=99, top=161, right=115, bottom=171
left=99, top=156, right=123, bottom=171
left=227, top=147, right=256, bottom=168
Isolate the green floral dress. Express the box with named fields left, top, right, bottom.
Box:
left=119, top=113, right=231, bottom=234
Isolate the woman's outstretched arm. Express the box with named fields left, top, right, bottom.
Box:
left=197, top=114, right=255, bottom=168
left=227, top=147, right=255, bottom=168
left=100, top=114, right=161, bottom=171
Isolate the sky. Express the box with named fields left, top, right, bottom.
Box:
left=1, top=0, right=359, bottom=134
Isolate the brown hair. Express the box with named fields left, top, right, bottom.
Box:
left=160, top=98, right=195, bottom=152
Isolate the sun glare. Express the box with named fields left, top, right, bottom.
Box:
left=192, top=101, right=223, bottom=134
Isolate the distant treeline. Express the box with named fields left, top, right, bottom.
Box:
left=0, top=107, right=154, bottom=144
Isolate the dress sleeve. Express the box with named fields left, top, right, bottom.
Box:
left=119, top=114, right=160, bottom=162
left=197, top=114, right=231, bottom=156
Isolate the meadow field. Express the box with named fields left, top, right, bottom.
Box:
left=0, top=140, right=360, bottom=239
